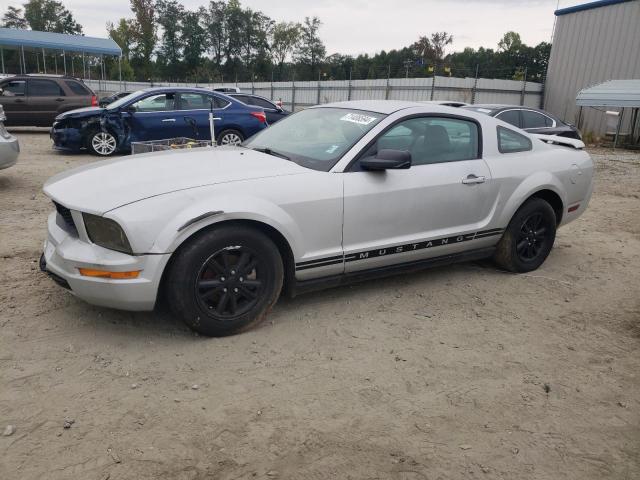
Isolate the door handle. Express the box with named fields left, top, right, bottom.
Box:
left=462, top=174, right=486, bottom=185
left=55, top=98, right=65, bottom=102
left=212, top=117, right=222, bottom=121
left=15, top=99, right=25, bottom=103
left=161, top=118, right=176, bottom=122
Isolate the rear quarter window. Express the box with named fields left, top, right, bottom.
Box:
left=497, top=126, right=532, bottom=153
left=65, top=80, right=91, bottom=96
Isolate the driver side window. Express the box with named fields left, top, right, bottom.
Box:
left=131, top=93, right=176, bottom=112
left=365, top=117, right=480, bottom=166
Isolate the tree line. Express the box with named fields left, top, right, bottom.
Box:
left=2, top=0, right=550, bottom=83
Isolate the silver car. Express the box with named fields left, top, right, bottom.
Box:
left=41, top=101, right=594, bottom=336
left=0, top=104, right=19, bottom=170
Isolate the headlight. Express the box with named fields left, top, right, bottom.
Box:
left=83, top=213, right=133, bottom=254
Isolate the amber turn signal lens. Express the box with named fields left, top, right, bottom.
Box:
left=78, top=268, right=141, bottom=279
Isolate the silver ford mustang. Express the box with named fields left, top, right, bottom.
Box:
left=41, top=101, right=594, bottom=336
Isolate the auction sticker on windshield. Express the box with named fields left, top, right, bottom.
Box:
left=340, top=113, right=378, bottom=125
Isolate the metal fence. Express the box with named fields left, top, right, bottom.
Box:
left=85, top=76, right=543, bottom=111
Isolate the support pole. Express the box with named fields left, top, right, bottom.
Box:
left=21, top=46, right=26, bottom=74
left=1, top=48, right=4, bottom=74
left=71, top=54, right=74, bottom=76
left=471, top=64, right=479, bottom=104
left=118, top=55, right=122, bottom=90
left=347, top=69, right=352, bottom=101
left=520, top=67, right=528, bottom=106
left=317, top=70, right=321, bottom=105
left=291, top=71, right=296, bottom=112
left=82, top=52, right=85, bottom=79
left=430, top=71, right=436, bottom=100
left=270, top=70, right=274, bottom=101
left=63, top=50, right=66, bottom=75
left=42, top=48, right=47, bottom=73
left=36, top=51, right=40, bottom=72
left=54, top=52, right=57, bottom=74
left=385, top=64, right=391, bottom=100
left=613, top=108, right=623, bottom=150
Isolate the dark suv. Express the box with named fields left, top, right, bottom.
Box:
left=0, top=75, right=97, bottom=127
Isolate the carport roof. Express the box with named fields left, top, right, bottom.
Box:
left=576, top=79, right=640, bottom=108
left=0, top=28, right=122, bottom=56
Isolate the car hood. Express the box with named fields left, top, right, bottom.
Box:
left=56, top=106, right=104, bottom=120
left=44, top=147, right=308, bottom=214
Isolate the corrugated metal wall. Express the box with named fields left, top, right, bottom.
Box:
left=544, top=0, right=640, bottom=136
left=86, top=76, right=542, bottom=111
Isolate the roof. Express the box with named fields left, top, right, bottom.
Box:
left=576, top=79, right=640, bottom=107
left=555, top=0, right=634, bottom=16
left=0, top=28, right=121, bottom=56
left=315, top=100, right=428, bottom=114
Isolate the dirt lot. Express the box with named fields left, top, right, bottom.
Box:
left=0, top=133, right=638, bottom=480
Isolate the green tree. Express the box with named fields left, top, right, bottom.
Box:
left=205, top=1, right=227, bottom=72
left=271, top=21, right=301, bottom=75
left=1, top=6, right=28, bottom=29
left=498, top=31, right=523, bottom=53
left=181, top=8, right=207, bottom=74
left=430, top=32, right=453, bottom=61
left=155, top=0, right=184, bottom=79
left=107, top=18, right=135, bottom=61
left=23, top=0, right=82, bottom=34
left=295, top=16, right=325, bottom=76
left=129, top=0, right=156, bottom=80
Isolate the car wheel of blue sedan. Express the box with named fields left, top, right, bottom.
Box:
left=217, top=129, right=244, bottom=146
left=88, top=130, right=118, bottom=156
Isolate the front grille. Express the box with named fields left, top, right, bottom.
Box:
left=53, top=201, right=78, bottom=235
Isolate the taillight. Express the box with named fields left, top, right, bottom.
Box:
left=250, top=111, right=266, bottom=123
left=91, top=95, right=98, bottom=107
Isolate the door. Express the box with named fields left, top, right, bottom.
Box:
left=125, top=92, right=179, bottom=142
left=175, top=92, right=225, bottom=141
left=27, top=78, right=67, bottom=126
left=343, top=115, right=499, bottom=273
left=0, top=80, right=28, bottom=126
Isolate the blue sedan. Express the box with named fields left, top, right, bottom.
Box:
left=51, top=87, right=268, bottom=156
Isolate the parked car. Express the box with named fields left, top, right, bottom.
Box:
left=41, top=100, right=593, bottom=336
left=0, top=74, right=97, bottom=127
left=0, top=104, right=19, bottom=170
left=463, top=104, right=581, bottom=139
left=98, top=91, right=134, bottom=107
left=213, top=87, right=241, bottom=93
left=50, top=87, right=268, bottom=155
left=228, top=93, right=290, bottom=124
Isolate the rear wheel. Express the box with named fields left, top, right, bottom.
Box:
left=217, top=129, right=244, bottom=146
left=493, top=198, right=557, bottom=272
left=87, top=130, right=118, bottom=156
left=166, top=225, right=283, bottom=336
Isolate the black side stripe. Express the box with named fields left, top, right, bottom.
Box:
left=294, top=228, right=504, bottom=271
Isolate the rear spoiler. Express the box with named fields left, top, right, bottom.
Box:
left=532, top=134, right=585, bottom=150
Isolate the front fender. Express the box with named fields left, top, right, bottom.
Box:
left=495, top=171, right=567, bottom=227
left=107, top=186, right=302, bottom=257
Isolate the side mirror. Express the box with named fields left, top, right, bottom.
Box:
left=360, top=149, right=412, bottom=171
left=124, top=105, right=137, bottom=114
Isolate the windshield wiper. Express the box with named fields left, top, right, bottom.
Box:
left=252, top=147, right=291, bottom=161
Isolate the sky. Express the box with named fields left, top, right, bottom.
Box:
left=6, top=0, right=585, bottom=54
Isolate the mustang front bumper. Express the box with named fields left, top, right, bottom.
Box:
left=41, top=211, right=170, bottom=311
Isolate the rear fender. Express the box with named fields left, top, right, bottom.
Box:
left=496, top=171, right=567, bottom=227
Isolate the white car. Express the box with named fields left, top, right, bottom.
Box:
left=41, top=101, right=594, bottom=336
left=0, top=104, right=19, bottom=170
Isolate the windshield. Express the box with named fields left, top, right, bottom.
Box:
left=244, top=107, right=385, bottom=171
left=106, top=90, right=147, bottom=110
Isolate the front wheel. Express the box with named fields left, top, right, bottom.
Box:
left=87, top=130, right=118, bottom=156
left=217, top=129, right=244, bottom=146
left=165, top=225, right=284, bottom=336
left=493, top=198, right=557, bottom=273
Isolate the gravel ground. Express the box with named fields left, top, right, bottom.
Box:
left=0, top=133, right=639, bottom=480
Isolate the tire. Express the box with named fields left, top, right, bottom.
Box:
left=493, top=198, right=557, bottom=273
left=217, top=129, right=244, bottom=146
left=87, top=129, right=118, bottom=156
left=165, top=225, right=284, bottom=336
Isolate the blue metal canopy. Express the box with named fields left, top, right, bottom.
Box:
left=0, top=28, right=122, bottom=56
